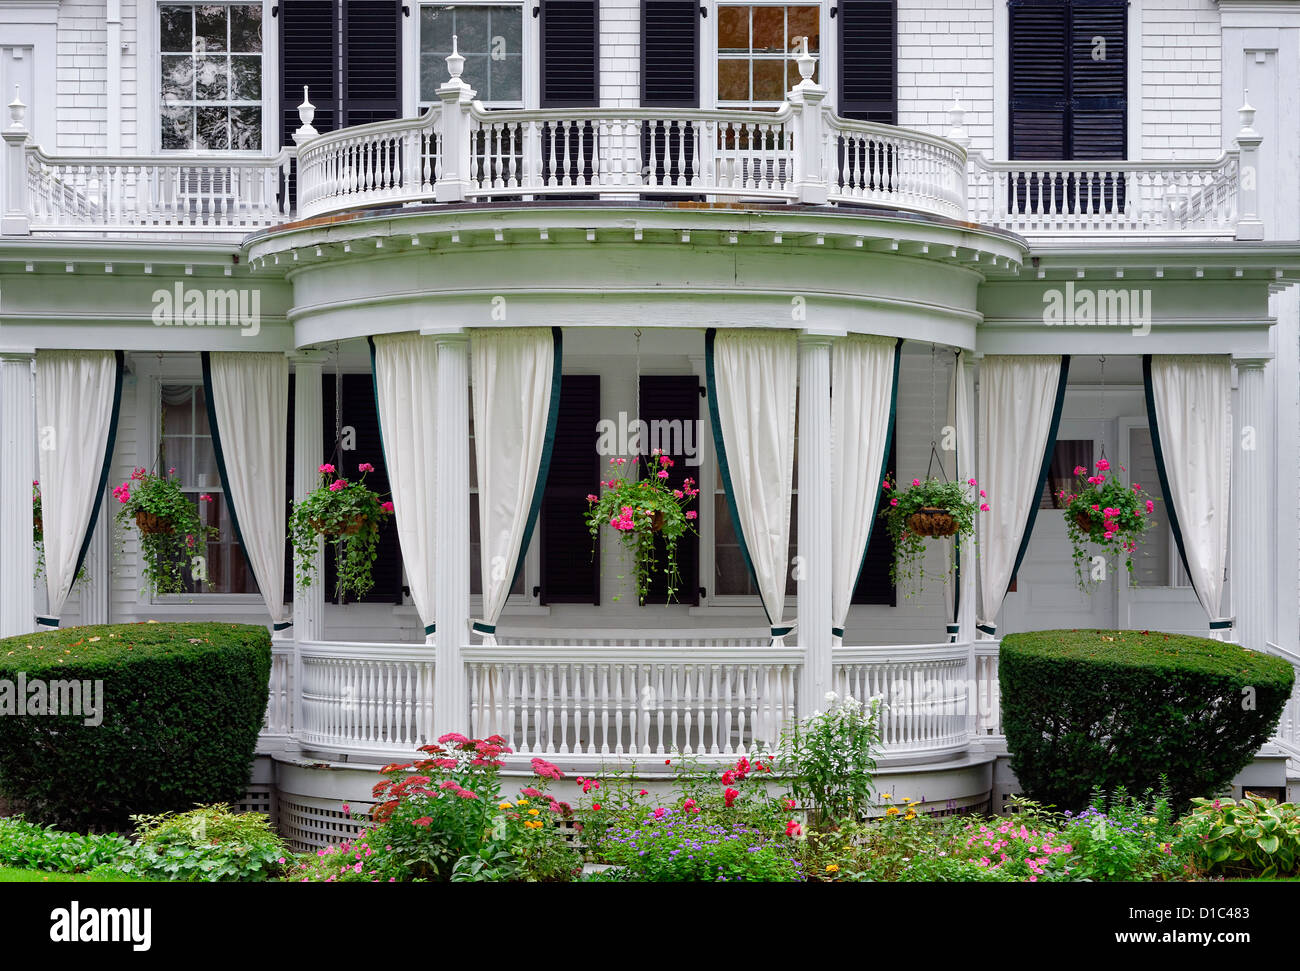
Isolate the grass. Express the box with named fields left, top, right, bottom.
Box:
left=0, top=866, right=149, bottom=883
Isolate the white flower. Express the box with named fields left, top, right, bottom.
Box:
left=825, top=691, right=838, bottom=704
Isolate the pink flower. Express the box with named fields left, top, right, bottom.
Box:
left=438, top=732, right=470, bottom=745
left=683, top=798, right=699, bottom=814
left=724, top=787, right=740, bottom=807
left=319, top=463, right=335, bottom=474
left=358, top=462, right=374, bottom=473
left=786, top=820, right=803, bottom=838
left=520, top=787, right=543, bottom=798
left=328, top=479, right=347, bottom=492
left=968, top=478, right=977, bottom=486
left=784, top=799, right=797, bottom=810
left=458, top=789, right=479, bottom=800
left=1132, top=482, right=1141, bottom=492
left=1103, top=530, right=1115, bottom=540
left=530, top=757, right=564, bottom=780
left=199, top=493, right=213, bottom=502
left=342, top=803, right=351, bottom=814
left=890, top=498, right=899, bottom=507
left=1096, top=458, right=1110, bottom=471
left=979, top=490, right=986, bottom=498
left=882, top=480, right=891, bottom=490
left=685, top=511, right=697, bottom=520
left=438, top=780, right=460, bottom=791
left=586, top=494, right=598, bottom=502
left=380, top=501, right=394, bottom=512
left=657, top=470, right=669, bottom=479
left=912, top=478, right=921, bottom=487
left=1145, top=499, right=1154, bottom=513
left=653, top=807, right=668, bottom=819
left=1073, top=465, right=1087, bottom=476
left=638, top=789, right=648, bottom=796
left=979, top=503, right=990, bottom=512
left=412, top=816, right=432, bottom=828
left=168, top=467, right=176, bottom=475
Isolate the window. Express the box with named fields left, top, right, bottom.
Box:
left=158, top=384, right=258, bottom=596
left=420, top=2, right=525, bottom=106
left=160, top=3, right=263, bottom=150
left=717, top=3, right=819, bottom=107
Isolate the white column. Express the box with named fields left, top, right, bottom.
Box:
left=2, top=89, right=31, bottom=236
left=0, top=351, right=35, bottom=636
left=797, top=334, right=833, bottom=716
left=957, top=353, right=978, bottom=643
left=291, top=351, right=325, bottom=642
left=1232, top=356, right=1271, bottom=651
left=434, top=332, right=470, bottom=736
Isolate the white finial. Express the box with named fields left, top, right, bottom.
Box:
left=947, top=88, right=968, bottom=145
left=446, top=34, right=465, bottom=81
left=794, top=35, right=816, bottom=84
left=1237, top=89, right=1256, bottom=134
left=294, top=85, right=318, bottom=143
left=7, top=84, right=26, bottom=130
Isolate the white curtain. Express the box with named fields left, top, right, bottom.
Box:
left=35, top=350, right=120, bottom=627
left=206, top=352, right=289, bottom=629
left=372, top=333, right=439, bottom=643
left=976, top=355, right=1065, bottom=636
left=1146, top=355, right=1232, bottom=634
left=471, top=327, right=558, bottom=646
left=830, top=334, right=896, bottom=646
left=709, top=329, right=798, bottom=645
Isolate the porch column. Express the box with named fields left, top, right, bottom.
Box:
left=433, top=332, right=470, bottom=736
left=0, top=351, right=35, bottom=636
left=797, top=334, right=833, bottom=715
left=290, top=351, right=325, bottom=642
left=1231, top=356, right=1271, bottom=651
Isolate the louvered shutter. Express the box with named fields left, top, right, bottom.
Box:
left=642, top=0, right=699, bottom=107
left=341, top=0, right=405, bottom=126
left=279, top=0, right=338, bottom=206
left=539, top=376, right=602, bottom=605
left=540, top=0, right=600, bottom=106
left=639, top=376, right=701, bottom=606
left=851, top=426, right=897, bottom=606
left=322, top=373, right=404, bottom=605
left=838, top=0, right=897, bottom=123
left=283, top=372, right=297, bottom=605
left=1070, top=0, right=1126, bottom=158
left=1008, top=0, right=1069, bottom=160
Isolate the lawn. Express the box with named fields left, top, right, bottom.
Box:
left=0, top=866, right=147, bottom=883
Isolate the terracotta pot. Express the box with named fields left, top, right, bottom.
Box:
left=1074, top=511, right=1096, bottom=533
left=650, top=510, right=665, bottom=532
left=906, top=507, right=959, bottom=538
left=313, top=514, right=368, bottom=537
left=135, top=510, right=175, bottom=535
left=33, top=514, right=42, bottom=537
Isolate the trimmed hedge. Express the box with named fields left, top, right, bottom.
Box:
left=1001, top=629, right=1294, bottom=812
left=0, top=622, right=270, bottom=830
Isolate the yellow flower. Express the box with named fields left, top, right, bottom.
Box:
left=825, top=864, right=839, bottom=873
left=516, top=798, right=529, bottom=805
left=885, top=806, right=900, bottom=816
left=881, top=793, right=892, bottom=800
left=498, top=801, right=513, bottom=810
left=523, top=820, right=543, bottom=830
left=905, top=812, right=916, bottom=820
left=528, top=808, right=540, bottom=816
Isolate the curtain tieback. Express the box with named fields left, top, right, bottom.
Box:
left=35, top=616, right=59, bottom=629
left=831, top=626, right=844, bottom=639
left=272, top=621, right=292, bottom=631
left=472, top=620, right=497, bottom=635
left=770, top=624, right=795, bottom=638
left=1208, top=617, right=1234, bottom=631
left=424, top=623, right=437, bottom=636
left=946, top=623, right=961, bottom=642
left=976, top=622, right=997, bottom=636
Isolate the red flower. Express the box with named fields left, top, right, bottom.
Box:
left=530, top=757, right=564, bottom=780
left=592, top=803, right=602, bottom=811
left=724, top=787, right=739, bottom=808
left=411, top=816, right=432, bottom=828
left=638, top=789, right=648, bottom=796
left=665, top=759, right=671, bottom=765
left=720, top=770, right=736, bottom=785
left=733, top=757, right=751, bottom=779
left=783, top=799, right=797, bottom=810
left=457, top=789, right=479, bottom=800
left=786, top=820, right=803, bottom=838
left=437, top=732, right=470, bottom=745
left=520, top=787, right=543, bottom=798
left=683, top=798, right=699, bottom=814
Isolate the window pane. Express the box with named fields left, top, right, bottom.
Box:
left=789, top=5, right=819, bottom=52
left=718, top=58, right=750, bottom=102
left=161, top=384, right=195, bottom=435
left=718, top=5, right=750, bottom=52
left=456, top=8, right=490, bottom=50
left=195, top=55, right=229, bottom=100
left=422, top=5, right=523, bottom=103
left=229, top=106, right=262, bottom=150
left=196, top=106, right=229, bottom=150
left=490, top=53, right=523, bottom=102
left=751, top=5, right=785, bottom=52
left=159, top=4, right=262, bottom=150
left=160, top=5, right=192, bottom=51
left=422, top=6, right=454, bottom=51
left=229, top=55, right=261, bottom=100
left=195, top=4, right=228, bottom=52
left=161, top=105, right=194, bottom=149
left=229, top=4, right=262, bottom=52
left=492, top=6, right=522, bottom=56
left=753, top=59, right=785, bottom=102
left=161, top=55, right=194, bottom=101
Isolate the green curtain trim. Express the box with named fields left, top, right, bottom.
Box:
left=424, top=623, right=437, bottom=635
left=977, top=623, right=997, bottom=636
left=951, top=351, right=962, bottom=626
left=705, top=328, right=770, bottom=625
left=273, top=621, right=292, bottom=631
left=846, top=337, right=904, bottom=614
left=472, top=621, right=497, bottom=634
left=200, top=352, right=256, bottom=591
left=71, top=350, right=125, bottom=587
left=770, top=625, right=795, bottom=637
left=366, top=337, right=393, bottom=473
left=36, top=616, right=59, bottom=628
left=1009, top=355, right=1071, bottom=589
left=512, top=327, right=564, bottom=591
left=1142, top=354, right=1201, bottom=611
left=831, top=626, right=845, bottom=638
left=1209, top=619, right=1233, bottom=630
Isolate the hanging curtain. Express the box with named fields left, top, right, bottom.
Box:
left=202, top=352, right=290, bottom=630
left=943, top=350, right=972, bottom=642
left=471, top=327, right=562, bottom=646
left=370, top=334, right=439, bottom=642
left=1143, top=355, right=1233, bottom=636
left=34, top=350, right=124, bottom=628
left=830, top=334, right=899, bottom=646
left=706, top=328, right=798, bottom=645
left=976, top=355, right=1069, bottom=637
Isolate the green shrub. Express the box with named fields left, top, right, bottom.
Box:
left=1176, top=795, right=1300, bottom=878
left=1060, top=786, right=1188, bottom=881
left=117, top=804, right=287, bottom=882
left=0, top=817, right=132, bottom=873
left=1001, top=629, right=1293, bottom=812
left=0, top=622, right=271, bottom=830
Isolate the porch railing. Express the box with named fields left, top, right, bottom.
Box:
left=827, top=117, right=968, bottom=220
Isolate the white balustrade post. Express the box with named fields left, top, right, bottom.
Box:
left=946, top=89, right=972, bottom=221
left=436, top=36, right=477, bottom=203
left=292, top=86, right=318, bottom=145
left=0, top=351, right=36, bottom=636
left=787, top=38, right=827, bottom=205
left=797, top=333, right=834, bottom=717
left=1231, top=356, right=1272, bottom=652
left=434, top=332, right=471, bottom=735
left=290, top=352, right=325, bottom=642
left=3, top=87, right=32, bottom=236
left=1234, top=94, right=1264, bottom=241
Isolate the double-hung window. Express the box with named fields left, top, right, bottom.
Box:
left=716, top=4, right=820, bottom=108
left=159, top=2, right=264, bottom=150
left=419, top=2, right=526, bottom=108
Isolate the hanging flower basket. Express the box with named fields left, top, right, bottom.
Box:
left=113, top=466, right=217, bottom=596
left=291, top=462, right=394, bottom=601
left=32, top=480, right=42, bottom=544
left=1058, top=459, right=1156, bottom=593
left=584, top=451, right=699, bottom=604
left=879, top=475, right=987, bottom=596
left=906, top=507, right=959, bottom=538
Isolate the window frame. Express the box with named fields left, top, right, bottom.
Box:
left=144, top=0, right=277, bottom=155
left=702, top=0, right=834, bottom=111
left=414, top=0, right=536, bottom=110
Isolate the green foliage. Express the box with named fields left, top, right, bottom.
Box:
left=1000, top=629, right=1294, bottom=813
left=0, top=622, right=271, bottom=830
left=113, top=467, right=217, bottom=596
left=1057, top=460, right=1156, bottom=592
left=777, top=692, right=881, bottom=826
left=289, top=462, right=391, bottom=601
left=585, top=452, right=699, bottom=604
left=0, top=817, right=132, bottom=873
left=1059, top=785, right=1188, bottom=881
left=117, top=805, right=287, bottom=882
left=878, top=474, right=982, bottom=594
left=1176, top=795, right=1300, bottom=879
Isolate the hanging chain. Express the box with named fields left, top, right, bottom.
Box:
left=333, top=340, right=343, bottom=463
left=925, top=344, right=948, bottom=482
left=633, top=329, right=642, bottom=469
left=157, top=350, right=166, bottom=469
left=1097, top=355, right=1107, bottom=462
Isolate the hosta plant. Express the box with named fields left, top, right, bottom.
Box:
left=1176, top=795, right=1300, bottom=879
left=1057, top=459, right=1155, bottom=592
left=290, top=462, right=393, bottom=601
left=584, top=451, right=699, bottom=604
left=878, top=475, right=985, bottom=595
left=112, top=467, right=216, bottom=596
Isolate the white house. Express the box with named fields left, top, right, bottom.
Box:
left=0, top=0, right=1297, bottom=848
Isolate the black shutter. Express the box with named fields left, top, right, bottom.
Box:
left=1009, top=0, right=1069, bottom=160
left=279, top=0, right=339, bottom=206
left=283, top=372, right=297, bottom=605
left=341, top=0, right=405, bottom=127
left=540, top=0, right=600, bottom=107
left=639, top=376, right=701, bottom=606
left=322, top=373, right=404, bottom=604
left=539, top=375, right=601, bottom=604
left=838, top=0, right=897, bottom=123
left=1070, top=0, right=1126, bottom=159
left=851, top=427, right=897, bottom=606
left=642, top=0, right=699, bottom=107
